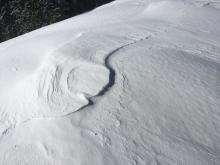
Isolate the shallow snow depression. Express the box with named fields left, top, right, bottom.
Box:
left=0, top=0, right=220, bottom=164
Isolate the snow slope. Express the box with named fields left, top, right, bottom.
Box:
left=0, top=0, right=220, bottom=164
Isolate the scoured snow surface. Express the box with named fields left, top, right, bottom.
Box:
left=0, top=0, right=220, bottom=164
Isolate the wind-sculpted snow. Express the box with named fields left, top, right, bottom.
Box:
left=0, top=0, right=220, bottom=164
left=0, top=28, right=150, bottom=134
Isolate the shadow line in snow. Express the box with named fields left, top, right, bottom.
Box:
left=66, top=35, right=151, bottom=116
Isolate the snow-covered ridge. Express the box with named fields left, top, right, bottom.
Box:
left=0, top=0, right=220, bottom=164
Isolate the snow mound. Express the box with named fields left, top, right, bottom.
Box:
left=0, top=25, right=149, bottom=133
left=0, top=32, right=110, bottom=133
left=0, top=0, right=220, bottom=164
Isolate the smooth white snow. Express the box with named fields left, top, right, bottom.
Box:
left=0, top=0, right=220, bottom=164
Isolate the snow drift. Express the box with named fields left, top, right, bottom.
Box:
left=0, top=0, right=220, bottom=164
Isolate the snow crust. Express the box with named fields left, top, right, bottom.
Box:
left=0, top=0, right=220, bottom=164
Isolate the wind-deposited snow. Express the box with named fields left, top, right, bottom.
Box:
left=0, top=0, right=220, bottom=164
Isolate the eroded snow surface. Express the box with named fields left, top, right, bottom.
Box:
left=0, top=0, right=220, bottom=164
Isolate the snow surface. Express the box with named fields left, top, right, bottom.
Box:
left=0, top=0, right=220, bottom=164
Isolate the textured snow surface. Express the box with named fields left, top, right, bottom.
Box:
left=0, top=0, right=220, bottom=164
